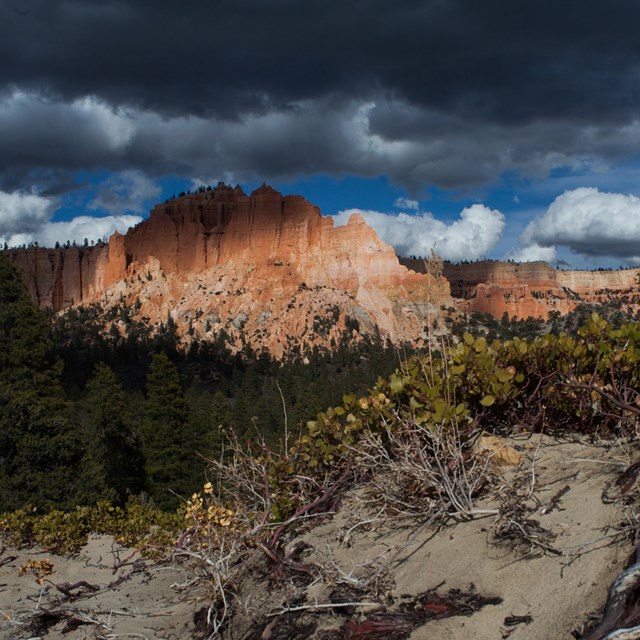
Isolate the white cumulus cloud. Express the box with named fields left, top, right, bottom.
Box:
left=0, top=187, right=142, bottom=248
left=2, top=214, right=142, bottom=248
left=516, top=187, right=640, bottom=264
left=332, top=203, right=505, bottom=262
left=393, top=197, right=419, bottom=211
left=507, top=243, right=558, bottom=263
left=0, top=190, right=55, bottom=235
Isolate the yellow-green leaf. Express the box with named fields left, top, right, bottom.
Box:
left=389, top=374, right=404, bottom=394
left=496, top=368, right=514, bottom=383
left=480, top=395, right=496, bottom=407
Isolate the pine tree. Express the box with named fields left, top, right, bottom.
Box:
left=183, top=387, right=228, bottom=487
left=76, top=362, right=145, bottom=504
left=232, top=366, right=262, bottom=442
left=142, top=352, right=193, bottom=510
left=208, top=390, right=233, bottom=454
left=0, top=254, right=82, bottom=512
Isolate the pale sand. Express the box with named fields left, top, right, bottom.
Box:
left=0, top=434, right=636, bottom=639
left=0, top=535, right=203, bottom=639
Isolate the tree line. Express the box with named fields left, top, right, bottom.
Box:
left=0, top=254, right=402, bottom=512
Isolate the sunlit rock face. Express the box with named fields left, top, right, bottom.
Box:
left=402, top=259, right=640, bottom=320
left=7, top=184, right=450, bottom=356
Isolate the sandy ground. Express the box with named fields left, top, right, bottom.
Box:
left=403, top=434, right=634, bottom=639
left=0, top=536, right=206, bottom=639
left=1, top=433, right=637, bottom=639
left=290, top=433, right=636, bottom=640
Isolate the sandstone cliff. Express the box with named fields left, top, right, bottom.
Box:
left=402, top=258, right=640, bottom=320
left=7, top=185, right=450, bottom=356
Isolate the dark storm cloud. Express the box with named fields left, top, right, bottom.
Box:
left=3, top=0, right=640, bottom=193
left=3, top=0, right=639, bottom=121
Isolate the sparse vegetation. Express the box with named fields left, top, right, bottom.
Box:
left=3, top=245, right=640, bottom=637
left=142, top=311, right=640, bottom=635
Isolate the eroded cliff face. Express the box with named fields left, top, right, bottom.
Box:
left=9, top=238, right=127, bottom=310
left=7, top=185, right=450, bottom=356
left=402, top=259, right=640, bottom=320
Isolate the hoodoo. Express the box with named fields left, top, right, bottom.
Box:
left=402, top=258, right=640, bottom=321
left=7, top=184, right=450, bottom=356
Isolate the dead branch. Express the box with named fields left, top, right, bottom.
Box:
left=43, top=579, right=100, bottom=596
left=504, top=614, right=533, bottom=626
left=317, top=541, right=394, bottom=591
left=268, top=465, right=351, bottom=550
left=110, top=543, right=144, bottom=575
left=540, top=485, right=570, bottom=515
left=171, top=535, right=239, bottom=636
left=602, top=459, right=640, bottom=504
left=267, top=600, right=380, bottom=617
left=0, top=555, right=17, bottom=568
left=561, top=381, right=640, bottom=417
left=356, top=412, right=497, bottom=522
left=338, top=508, right=386, bottom=547
left=581, top=553, right=640, bottom=640
left=494, top=478, right=560, bottom=558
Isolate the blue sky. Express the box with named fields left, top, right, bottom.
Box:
left=2, top=1, right=640, bottom=269
left=41, top=168, right=639, bottom=269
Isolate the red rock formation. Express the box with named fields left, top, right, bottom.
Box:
left=9, top=188, right=640, bottom=353
left=6, top=185, right=450, bottom=356
left=402, top=258, right=640, bottom=320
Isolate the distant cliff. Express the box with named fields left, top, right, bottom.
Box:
left=7, top=185, right=450, bottom=356
left=402, top=258, right=640, bottom=319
